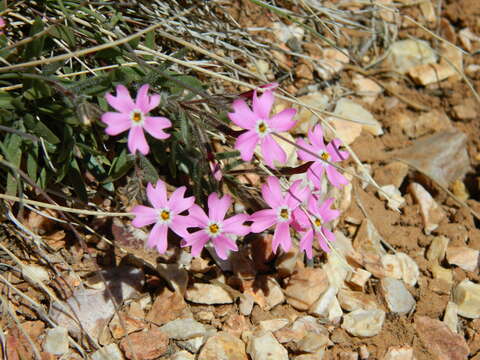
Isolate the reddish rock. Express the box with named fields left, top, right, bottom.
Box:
left=119, top=327, right=168, bottom=360
left=415, top=316, right=469, bottom=360
left=284, top=268, right=329, bottom=311
left=146, top=288, right=188, bottom=326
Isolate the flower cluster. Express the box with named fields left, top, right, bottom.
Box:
left=102, top=84, right=350, bottom=260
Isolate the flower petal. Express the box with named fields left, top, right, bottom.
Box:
left=101, top=112, right=131, bottom=136
left=250, top=209, right=277, bottom=233
left=269, top=108, right=297, bottom=132
left=128, top=126, right=149, bottom=155
left=169, top=186, right=195, bottom=214
left=135, top=84, right=150, bottom=112
left=262, top=176, right=284, bottom=209
left=131, top=205, right=157, bottom=227
left=105, top=85, right=135, bottom=113
left=212, top=235, right=238, bottom=260
left=187, top=204, right=209, bottom=227
left=286, top=180, right=308, bottom=209
left=208, top=193, right=231, bottom=222
left=309, top=125, right=326, bottom=150
left=182, top=230, right=209, bottom=257
left=318, top=198, right=340, bottom=223
left=170, top=214, right=195, bottom=237
left=228, top=99, right=257, bottom=129
left=223, top=214, right=250, bottom=235
left=317, top=228, right=334, bottom=252
left=253, top=90, right=274, bottom=119
left=300, top=230, right=314, bottom=259
left=326, top=165, right=349, bottom=188
left=147, top=181, right=167, bottom=209
left=296, top=138, right=318, bottom=162
left=327, top=139, right=349, bottom=162
left=147, top=94, right=161, bottom=112
left=273, top=221, right=291, bottom=253
left=147, top=222, right=169, bottom=254
left=235, top=130, right=259, bottom=162
left=144, top=116, right=171, bottom=140
left=261, top=135, right=286, bottom=168
left=307, top=162, right=325, bottom=189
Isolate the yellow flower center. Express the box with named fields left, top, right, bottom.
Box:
left=132, top=111, right=143, bottom=123
left=258, top=122, right=267, bottom=133
left=209, top=223, right=219, bottom=234
left=160, top=210, right=170, bottom=221
left=280, top=208, right=289, bottom=219
left=314, top=218, right=322, bottom=227
left=320, top=152, right=330, bottom=161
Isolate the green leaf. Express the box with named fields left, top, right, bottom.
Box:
left=103, top=149, right=134, bottom=183
left=24, top=18, right=46, bottom=59
left=215, top=150, right=240, bottom=160
left=3, top=134, right=23, bottom=196
left=48, top=24, right=76, bottom=48
left=139, top=155, right=159, bottom=184
left=28, top=119, right=61, bottom=144
left=27, top=142, right=39, bottom=183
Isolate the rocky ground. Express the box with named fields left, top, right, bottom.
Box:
left=2, top=0, right=480, bottom=359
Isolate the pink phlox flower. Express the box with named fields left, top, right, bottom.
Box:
left=0, top=17, right=5, bottom=33
left=182, top=193, right=250, bottom=260
left=296, top=125, right=349, bottom=189
left=131, top=180, right=195, bottom=254
left=228, top=89, right=297, bottom=168
left=209, top=160, right=223, bottom=181
left=250, top=176, right=308, bottom=254
left=101, top=84, right=171, bottom=155
left=294, top=194, right=340, bottom=259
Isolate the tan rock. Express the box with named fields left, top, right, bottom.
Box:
left=337, top=289, right=378, bottom=312
left=185, top=283, right=233, bottom=305
left=397, top=252, right=420, bottom=287
left=353, top=219, right=386, bottom=278
left=91, top=344, right=123, bottom=360
left=381, top=254, right=403, bottom=280
left=309, top=286, right=343, bottom=322
left=338, top=352, right=358, bottom=360
left=380, top=278, right=416, bottom=315
left=378, top=185, right=405, bottom=211
left=420, top=0, right=436, bottom=22
left=284, top=268, right=329, bottom=311
left=275, top=247, right=302, bottom=278
left=451, top=179, right=469, bottom=201
left=346, top=268, right=371, bottom=291
left=427, top=236, right=450, bottom=263
left=247, top=332, right=288, bottom=360
left=430, top=263, right=453, bottom=285
left=446, top=246, right=479, bottom=272
left=374, top=161, right=409, bottom=188
left=342, top=309, right=385, bottom=337
left=453, top=102, right=477, bottom=121
left=244, top=276, right=285, bottom=310
left=257, top=319, right=289, bottom=333
left=119, top=327, right=168, bottom=360
left=415, top=316, right=469, bottom=360
left=352, top=74, right=382, bottom=104
left=292, top=92, right=329, bottom=135
left=316, top=48, right=349, bottom=80
left=198, top=331, right=248, bottom=360
left=386, top=39, right=437, bottom=74
left=409, top=183, right=445, bottom=234
left=146, top=289, right=187, bottom=326
left=454, top=279, right=480, bottom=319
left=398, top=110, right=452, bottom=139
left=383, top=346, right=414, bottom=360
left=157, top=263, right=188, bottom=295
left=444, top=302, right=458, bottom=333
left=297, top=332, right=330, bottom=353
left=409, top=63, right=456, bottom=85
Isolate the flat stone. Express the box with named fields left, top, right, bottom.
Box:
left=453, top=100, right=477, bottom=120
left=346, top=268, right=371, bottom=291
left=427, top=236, right=450, bottom=263
left=327, top=98, right=383, bottom=145
left=397, top=129, right=469, bottom=188
left=177, top=336, right=207, bottom=354
left=244, top=276, right=285, bottom=310
left=247, top=332, right=288, bottom=360
left=171, top=351, right=195, bottom=360
left=337, top=289, right=378, bottom=312
left=383, top=346, right=414, bottom=360
left=338, top=352, right=358, bottom=360
left=342, top=309, right=385, bottom=337
left=258, top=319, right=289, bottom=333
left=284, top=268, right=329, bottom=311
left=185, top=283, right=233, bottom=305
left=381, top=254, right=403, bottom=279
left=353, top=219, right=386, bottom=278
left=415, top=316, right=469, bottom=360
left=293, top=92, right=329, bottom=135
left=446, top=246, right=479, bottom=272
left=409, top=183, right=446, bottom=234
left=91, top=344, right=124, bottom=360
left=374, top=161, right=409, bottom=188
left=294, top=350, right=325, bottom=360
left=352, top=74, right=382, bottom=104
left=316, top=48, right=349, bottom=80
left=297, top=332, right=330, bottom=353
left=380, top=278, right=416, bottom=315
left=323, top=252, right=349, bottom=290
left=49, top=266, right=143, bottom=340
left=386, top=39, right=437, bottom=74
left=396, top=252, right=420, bottom=287
left=400, top=110, right=452, bottom=139
left=159, top=318, right=206, bottom=340
left=157, top=263, right=188, bottom=295
left=146, top=288, right=188, bottom=326
left=198, top=331, right=248, bottom=360
left=378, top=185, right=405, bottom=211
left=22, top=264, right=50, bottom=284
left=444, top=302, right=458, bottom=333
left=43, top=327, right=69, bottom=355
left=119, top=327, right=168, bottom=360
left=454, top=280, right=480, bottom=319
left=409, top=63, right=456, bottom=85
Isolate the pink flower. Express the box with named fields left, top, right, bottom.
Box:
left=131, top=180, right=195, bottom=254
left=250, top=176, right=308, bottom=253
left=102, top=84, right=171, bottom=155
left=294, top=195, right=340, bottom=258
left=182, top=193, right=250, bottom=260
left=296, top=125, right=349, bottom=189
left=209, top=161, right=222, bottom=181
left=0, top=17, right=5, bottom=33
left=228, top=89, right=297, bottom=168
